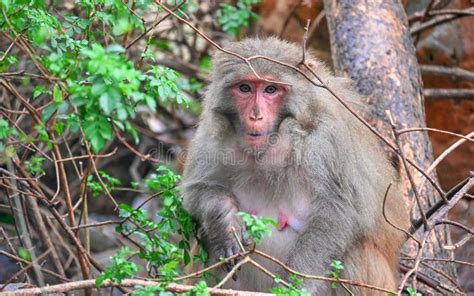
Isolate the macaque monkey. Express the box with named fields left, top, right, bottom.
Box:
left=182, top=37, right=409, bottom=294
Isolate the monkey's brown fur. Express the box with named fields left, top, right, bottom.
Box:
left=182, top=37, right=409, bottom=295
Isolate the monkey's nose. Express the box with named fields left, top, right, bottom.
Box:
left=249, top=114, right=263, bottom=121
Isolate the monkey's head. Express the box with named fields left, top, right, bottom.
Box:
left=203, top=37, right=332, bottom=153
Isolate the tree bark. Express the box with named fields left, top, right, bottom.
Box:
left=323, top=0, right=457, bottom=292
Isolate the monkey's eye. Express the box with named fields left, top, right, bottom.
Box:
left=238, top=84, right=252, bottom=93
left=264, top=85, right=277, bottom=94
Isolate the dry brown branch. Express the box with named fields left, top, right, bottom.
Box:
left=0, top=250, right=71, bottom=282
left=126, top=1, right=185, bottom=50
left=70, top=219, right=122, bottom=230
left=0, top=250, right=52, bottom=290
left=7, top=159, right=109, bottom=278
left=416, top=132, right=474, bottom=192
left=430, top=176, right=473, bottom=225
left=10, top=279, right=273, bottom=295
left=402, top=256, right=474, bottom=267
left=398, top=127, right=474, bottom=142
left=2, top=161, right=45, bottom=287
left=420, top=64, right=474, bottom=82
left=154, top=1, right=322, bottom=88
left=419, top=261, right=462, bottom=293
left=112, top=124, right=158, bottom=162
left=413, top=0, right=437, bottom=44
left=424, top=88, right=474, bottom=100
left=252, top=250, right=396, bottom=294
left=410, top=7, right=474, bottom=35
left=398, top=231, right=431, bottom=294
left=411, top=175, right=473, bottom=234
left=214, top=257, right=251, bottom=288
left=56, top=148, right=118, bottom=162
left=437, top=219, right=473, bottom=235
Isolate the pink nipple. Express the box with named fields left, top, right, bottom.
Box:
left=278, top=211, right=288, bottom=231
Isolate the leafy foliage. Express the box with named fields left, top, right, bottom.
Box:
left=24, top=156, right=46, bottom=175
left=132, top=284, right=170, bottom=296
left=102, top=166, right=201, bottom=285
left=0, top=0, right=262, bottom=293
left=87, top=170, right=121, bottom=198
left=406, top=287, right=423, bottom=296
left=216, top=0, right=260, bottom=37
left=271, top=275, right=310, bottom=296
left=329, top=260, right=344, bottom=289
left=0, top=119, right=18, bottom=140
left=96, top=247, right=139, bottom=286
left=182, top=281, right=211, bottom=296
left=237, top=211, right=276, bottom=244
left=1, top=0, right=193, bottom=153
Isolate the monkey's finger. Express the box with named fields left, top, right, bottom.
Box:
left=229, top=245, right=240, bottom=281
left=217, top=249, right=231, bottom=272
left=226, top=247, right=236, bottom=268
left=222, top=247, right=235, bottom=272
left=231, top=244, right=243, bottom=277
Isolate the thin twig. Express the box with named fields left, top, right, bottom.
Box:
left=213, top=257, right=251, bottom=289
left=387, top=110, right=431, bottom=227
left=382, top=182, right=420, bottom=244
left=253, top=250, right=395, bottom=294
left=126, top=1, right=186, bottom=50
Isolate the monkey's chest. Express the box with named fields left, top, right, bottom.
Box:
left=228, top=187, right=311, bottom=291
left=233, top=186, right=311, bottom=240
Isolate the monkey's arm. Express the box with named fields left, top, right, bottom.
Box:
left=184, top=182, right=245, bottom=263
left=284, top=195, right=363, bottom=292
left=182, top=144, right=247, bottom=268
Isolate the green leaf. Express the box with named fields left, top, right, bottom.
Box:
left=83, top=117, right=112, bottom=152
left=99, top=91, right=116, bottom=114
left=18, top=247, right=31, bottom=261
left=25, top=156, right=46, bottom=175
left=33, top=85, right=49, bottom=99
left=96, top=247, right=139, bottom=287
left=53, top=84, right=62, bottom=103
left=236, top=212, right=275, bottom=244
left=107, top=44, right=125, bottom=54
left=0, top=119, right=18, bottom=139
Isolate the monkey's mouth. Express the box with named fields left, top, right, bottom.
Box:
left=244, top=131, right=271, bottom=148
left=247, top=131, right=266, bottom=137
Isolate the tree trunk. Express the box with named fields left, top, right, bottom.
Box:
left=323, top=0, right=458, bottom=293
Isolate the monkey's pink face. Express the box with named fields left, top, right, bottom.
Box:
left=230, top=76, right=287, bottom=149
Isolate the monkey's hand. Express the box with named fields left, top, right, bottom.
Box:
left=200, top=204, right=248, bottom=271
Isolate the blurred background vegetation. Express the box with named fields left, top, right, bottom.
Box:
left=0, top=0, right=472, bottom=294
